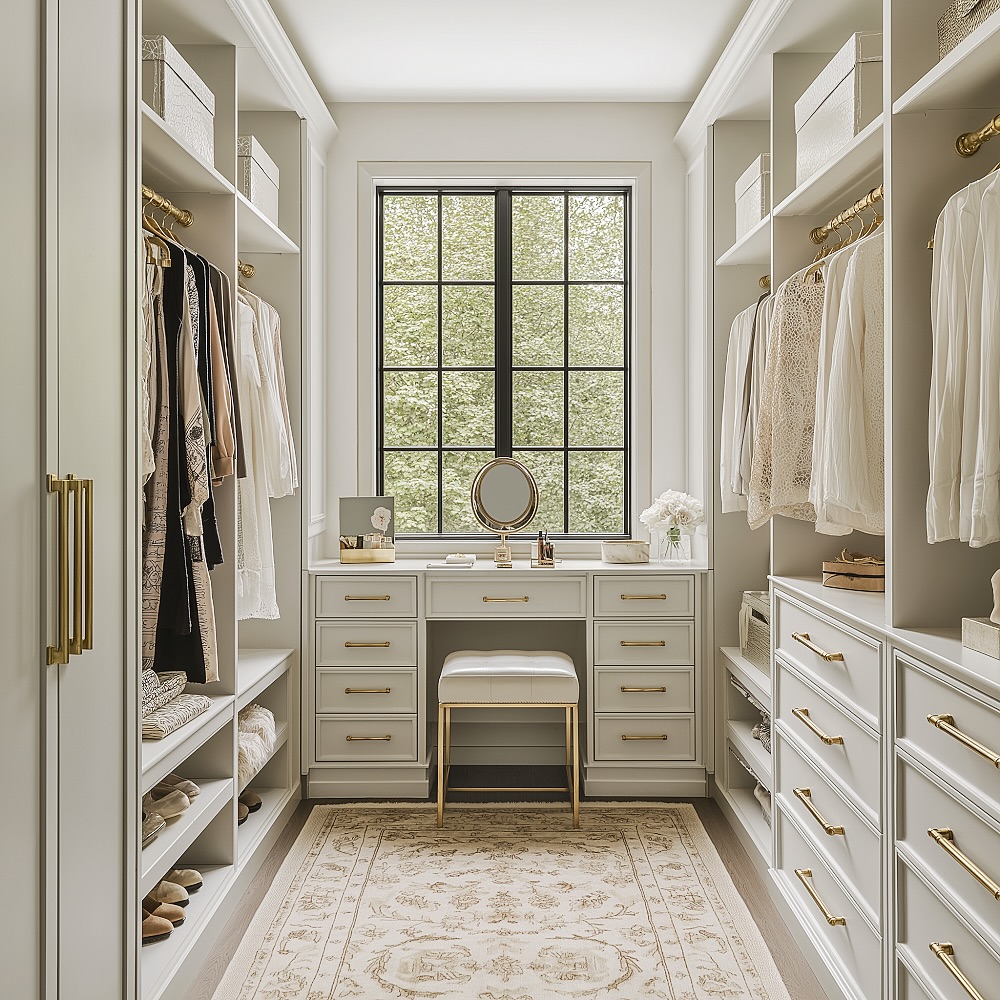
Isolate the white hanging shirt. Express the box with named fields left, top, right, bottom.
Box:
left=720, top=302, right=756, bottom=513
left=736, top=294, right=772, bottom=498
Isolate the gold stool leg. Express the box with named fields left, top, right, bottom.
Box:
left=437, top=702, right=446, bottom=828
left=571, top=704, right=580, bottom=828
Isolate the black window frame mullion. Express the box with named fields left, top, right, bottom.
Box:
left=436, top=192, right=444, bottom=534
left=495, top=190, right=512, bottom=457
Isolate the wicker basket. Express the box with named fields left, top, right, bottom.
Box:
left=739, top=590, right=770, bottom=671
left=938, top=0, right=1000, bottom=59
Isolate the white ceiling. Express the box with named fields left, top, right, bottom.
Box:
left=269, top=0, right=754, bottom=103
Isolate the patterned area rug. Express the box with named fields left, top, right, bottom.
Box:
left=214, top=803, right=791, bottom=999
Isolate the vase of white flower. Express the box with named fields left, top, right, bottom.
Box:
left=639, top=490, right=704, bottom=563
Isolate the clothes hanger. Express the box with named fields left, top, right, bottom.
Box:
left=141, top=209, right=172, bottom=267
left=803, top=217, right=857, bottom=284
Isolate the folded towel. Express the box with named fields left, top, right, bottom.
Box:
left=142, top=693, right=212, bottom=740
left=141, top=670, right=188, bottom=718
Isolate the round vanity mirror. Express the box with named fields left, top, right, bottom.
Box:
left=470, top=458, right=538, bottom=566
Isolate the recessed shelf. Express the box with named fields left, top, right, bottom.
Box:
left=720, top=646, right=770, bottom=709
left=773, top=115, right=883, bottom=220
left=894, top=17, right=1000, bottom=115
left=716, top=214, right=771, bottom=267
left=237, top=192, right=299, bottom=254
left=236, top=785, right=296, bottom=869
left=141, top=104, right=233, bottom=195
left=719, top=783, right=770, bottom=860
left=237, top=648, right=293, bottom=710
left=141, top=695, right=235, bottom=791
left=727, top=721, right=771, bottom=790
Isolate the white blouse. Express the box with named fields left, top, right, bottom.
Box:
left=720, top=303, right=755, bottom=513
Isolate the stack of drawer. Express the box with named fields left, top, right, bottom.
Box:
left=894, top=651, right=1000, bottom=1000
left=314, top=576, right=418, bottom=761
left=591, top=575, right=696, bottom=761
left=772, top=589, right=883, bottom=1000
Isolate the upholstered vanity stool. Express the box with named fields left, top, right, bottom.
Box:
left=436, top=649, right=580, bottom=828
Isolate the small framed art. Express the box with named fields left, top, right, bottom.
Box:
left=339, top=496, right=395, bottom=563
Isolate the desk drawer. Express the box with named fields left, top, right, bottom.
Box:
left=593, top=714, right=694, bottom=760
left=426, top=576, right=586, bottom=618
left=776, top=658, right=880, bottom=824
left=315, top=622, right=417, bottom=667
left=594, top=575, right=694, bottom=618
left=316, top=668, right=417, bottom=714
left=315, top=715, right=417, bottom=761
left=897, top=651, right=1000, bottom=822
left=774, top=591, right=881, bottom=727
left=316, top=576, right=417, bottom=618
left=594, top=666, right=694, bottom=713
left=593, top=621, right=694, bottom=666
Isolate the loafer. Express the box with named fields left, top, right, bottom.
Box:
left=166, top=867, right=203, bottom=893
left=142, top=895, right=185, bottom=927
left=239, top=789, right=262, bottom=813
left=237, top=802, right=249, bottom=825
left=154, top=774, right=200, bottom=799
left=142, top=789, right=189, bottom=820
left=148, top=880, right=188, bottom=907
left=141, top=811, right=165, bottom=848
left=141, top=909, right=173, bottom=944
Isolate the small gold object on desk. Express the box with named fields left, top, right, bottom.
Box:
left=532, top=530, right=555, bottom=568
left=339, top=497, right=395, bottom=563
left=821, top=549, right=884, bottom=592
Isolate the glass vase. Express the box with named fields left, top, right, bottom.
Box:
left=654, top=527, right=691, bottom=563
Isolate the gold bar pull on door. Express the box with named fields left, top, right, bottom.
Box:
left=46, top=474, right=71, bottom=665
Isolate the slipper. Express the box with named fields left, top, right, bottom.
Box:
left=165, top=867, right=203, bottom=893
left=153, top=774, right=200, bottom=800
left=142, top=896, right=185, bottom=927
left=237, top=802, right=249, bottom=825
left=141, top=811, right=165, bottom=848
left=148, top=880, right=188, bottom=907
left=141, top=909, right=173, bottom=944
left=239, top=789, right=262, bottom=813
left=142, top=789, right=189, bottom=820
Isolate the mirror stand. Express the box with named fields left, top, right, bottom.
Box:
left=494, top=531, right=512, bottom=569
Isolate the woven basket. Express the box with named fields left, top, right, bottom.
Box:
left=739, top=590, right=770, bottom=671
left=938, top=0, right=1000, bottom=59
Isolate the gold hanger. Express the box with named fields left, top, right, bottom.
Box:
left=141, top=208, right=172, bottom=267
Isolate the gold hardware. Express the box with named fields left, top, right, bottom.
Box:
left=620, top=593, right=667, bottom=601
left=927, top=714, right=1000, bottom=768
left=483, top=596, right=529, bottom=603
left=345, top=687, right=391, bottom=694
left=794, top=787, right=845, bottom=836
left=66, top=476, right=93, bottom=655
left=795, top=869, right=846, bottom=926
left=620, top=686, right=667, bottom=693
left=810, top=184, right=884, bottom=245
left=931, top=943, right=985, bottom=1000
left=46, top=475, right=71, bottom=665
left=759, top=274, right=771, bottom=290
left=621, top=734, right=668, bottom=740
left=69, top=477, right=83, bottom=655
left=792, top=707, right=844, bottom=746
left=620, top=640, right=666, bottom=647
left=344, top=594, right=391, bottom=601
left=791, top=631, right=844, bottom=661
left=141, top=184, right=193, bottom=227
left=81, top=478, right=93, bottom=650
left=344, top=641, right=391, bottom=648
left=929, top=828, right=1000, bottom=899
left=346, top=735, right=392, bottom=741
left=237, top=259, right=255, bottom=280
left=956, top=113, right=1000, bottom=158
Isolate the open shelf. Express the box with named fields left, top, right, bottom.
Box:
left=727, top=721, right=771, bottom=790
left=141, top=104, right=233, bottom=195
left=237, top=647, right=293, bottom=710
left=237, top=192, right=299, bottom=254
left=238, top=721, right=288, bottom=793
left=140, top=778, right=233, bottom=898
left=720, top=646, right=770, bottom=709
left=773, top=115, right=883, bottom=219
left=141, top=695, right=235, bottom=791
left=719, top=782, right=770, bottom=861
left=716, top=213, right=770, bottom=267
left=236, top=784, right=296, bottom=868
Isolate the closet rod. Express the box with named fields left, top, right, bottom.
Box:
left=956, top=113, right=1000, bottom=157
left=141, top=183, right=193, bottom=227
left=237, top=259, right=255, bottom=280
left=809, top=184, right=884, bottom=245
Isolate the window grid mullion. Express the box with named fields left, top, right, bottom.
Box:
left=563, top=191, right=570, bottom=535
left=436, top=192, right=444, bottom=534
left=496, top=190, right=512, bottom=458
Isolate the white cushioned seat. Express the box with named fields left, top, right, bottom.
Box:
left=439, top=649, right=579, bottom=703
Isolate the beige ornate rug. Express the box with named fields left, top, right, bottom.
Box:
left=214, top=803, right=791, bottom=999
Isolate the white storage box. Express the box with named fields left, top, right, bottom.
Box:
left=237, top=135, right=280, bottom=225
left=735, top=154, right=770, bottom=241
left=142, top=35, right=216, bottom=166
left=793, top=33, right=882, bottom=187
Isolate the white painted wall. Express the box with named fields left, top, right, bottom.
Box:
left=324, top=101, right=691, bottom=557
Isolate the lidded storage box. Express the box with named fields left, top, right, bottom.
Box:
left=142, top=35, right=216, bottom=166
left=739, top=590, right=770, bottom=671
left=938, top=1, right=1000, bottom=59
left=735, top=154, right=770, bottom=241
left=793, top=32, right=882, bottom=187
left=237, top=135, right=280, bottom=226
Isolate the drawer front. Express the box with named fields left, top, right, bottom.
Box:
left=897, top=651, right=1000, bottom=822
left=316, top=668, right=417, bottom=714
left=898, top=755, right=1000, bottom=955
left=593, top=714, right=695, bottom=761
left=776, top=658, right=880, bottom=823
left=898, top=858, right=1000, bottom=1000
left=426, top=576, right=586, bottom=619
left=774, top=591, right=881, bottom=727
left=593, top=622, right=695, bottom=666
left=316, top=576, right=417, bottom=618
left=776, top=805, right=882, bottom=1000
left=776, top=727, right=880, bottom=924
left=896, top=960, right=939, bottom=1000
left=594, top=575, right=694, bottom=618
left=594, top=666, right=694, bottom=713
left=315, top=622, right=417, bottom=667
left=315, top=715, right=417, bottom=761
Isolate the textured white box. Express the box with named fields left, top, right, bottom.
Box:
left=142, top=35, right=216, bottom=166
left=237, top=135, right=280, bottom=225
left=962, top=617, right=1000, bottom=658
left=735, top=154, right=770, bottom=241
left=794, top=33, right=882, bottom=187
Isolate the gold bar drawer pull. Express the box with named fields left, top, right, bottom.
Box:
left=620, top=640, right=666, bottom=647
left=931, top=943, right=985, bottom=1000
left=792, top=632, right=844, bottom=662
left=792, top=707, right=844, bottom=746
left=344, top=641, right=391, bottom=648
left=621, top=686, right=667, bottom=693
left=346, top=735, right=392, bottom=741
left=927, top=714, right=1000, bottom=768
left=345, top=688, right=392, bottom=695
left=344, top=594, right=391, bottom=601
left=621, top=734, right=668, bottom=741
left=928, top=828, right=1000, bottom=900
left=483, top=596, right=529, bottom=603
left=794, top=869, right=846, bottom=926
left=794, top=787, right=845, bottom=836
left=620, top=594, right=667, bottom=601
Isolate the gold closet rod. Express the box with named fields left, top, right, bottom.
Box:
left=141, top=183, right=194, bottom=227
left=237, top=259, right=255, bottom=280
left=956, top=113, right=1000, bottom=157
left=810, top=184, right=884, bottom=245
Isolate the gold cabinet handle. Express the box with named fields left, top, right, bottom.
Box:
left=621, top=734, right=668, bottom=740
left=46, top=474, right=71, bottom=665
left=344, top=641, right=391, bottom=648
left=791, top=632, right=844, bottom=662
left=620, top=640, right=666, bottom=647
left=930, top=943, right=985, bottom=1000
left=80, top=478, right=93, bottom=651
left=346, top=735, right=392, bottom=741
left=483, top=596, right=529, bottom=603
left=344, top=594, right=391, bottom=601
left=793, top=787, right=845, bottom=836
left=927, top=714, right=1000, bottom=768
left=620, top=593, right=667, bottom=601
left=345, top=687, right=391, bottom=695
left=928, top=828, right=1000, bottom=900
left=620, top=686, right=667, bottom=693
left=794, top=869, right=846, bottom=926
left=67, top=476, right=93, bottom=655
left=792, top=707, right=844, bottom=746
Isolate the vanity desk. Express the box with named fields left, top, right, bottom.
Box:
left=305, top=559, right=708, bottom=799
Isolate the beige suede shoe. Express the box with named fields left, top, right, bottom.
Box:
left=237, top=802, right=249, bottom=825
left=142, top=789, right=189, bottom=820
left=154, top=773, right=200, bottom=799
left=239, top=789, right=262, bottom=813
left=165, top=867, right=203, bottom=893
left=148, top=880, right=188, bottom=907
left=141, top=909, right=173, bottom=944
left=142, top=895, right=186, bottom=927
left=141, top=811, right=165, bottom=848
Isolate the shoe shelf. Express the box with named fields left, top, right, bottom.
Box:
left=236, top=784, right=296, bottom=869
left=715, top=213, right=771, bottom=267
left=141, top=694, right=235, bottom=793
left=720, top=646, right=770, bottom=710
left=237, top=647, right=294, bottom=710
left=237, top=192, right=299, bottom=254
left=719, top=781, right=770, bottom=861
left=726, top=719, right=771, bottom=792
left=141, top=103, right=234, bottom=195
left=238, top=720, right=289, bottom=794
left=140, top=777, right=233, bottom=898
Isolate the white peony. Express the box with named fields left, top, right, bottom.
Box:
left=639, top=490, right=705, bottom=535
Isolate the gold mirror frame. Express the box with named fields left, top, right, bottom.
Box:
left=470, top=457, right=539, bottom=568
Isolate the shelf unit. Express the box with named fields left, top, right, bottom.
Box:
left=715, top=214, right=771, bottom=266
left=141, top=695, right=235, bottom=793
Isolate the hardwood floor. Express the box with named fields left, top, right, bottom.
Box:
left=188, top=791, right=825, bottom=1000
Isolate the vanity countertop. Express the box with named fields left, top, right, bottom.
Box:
left=309, top=557, right=710, bottom=574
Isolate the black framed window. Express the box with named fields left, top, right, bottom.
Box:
left=377, top=186, right=630, bottom=537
